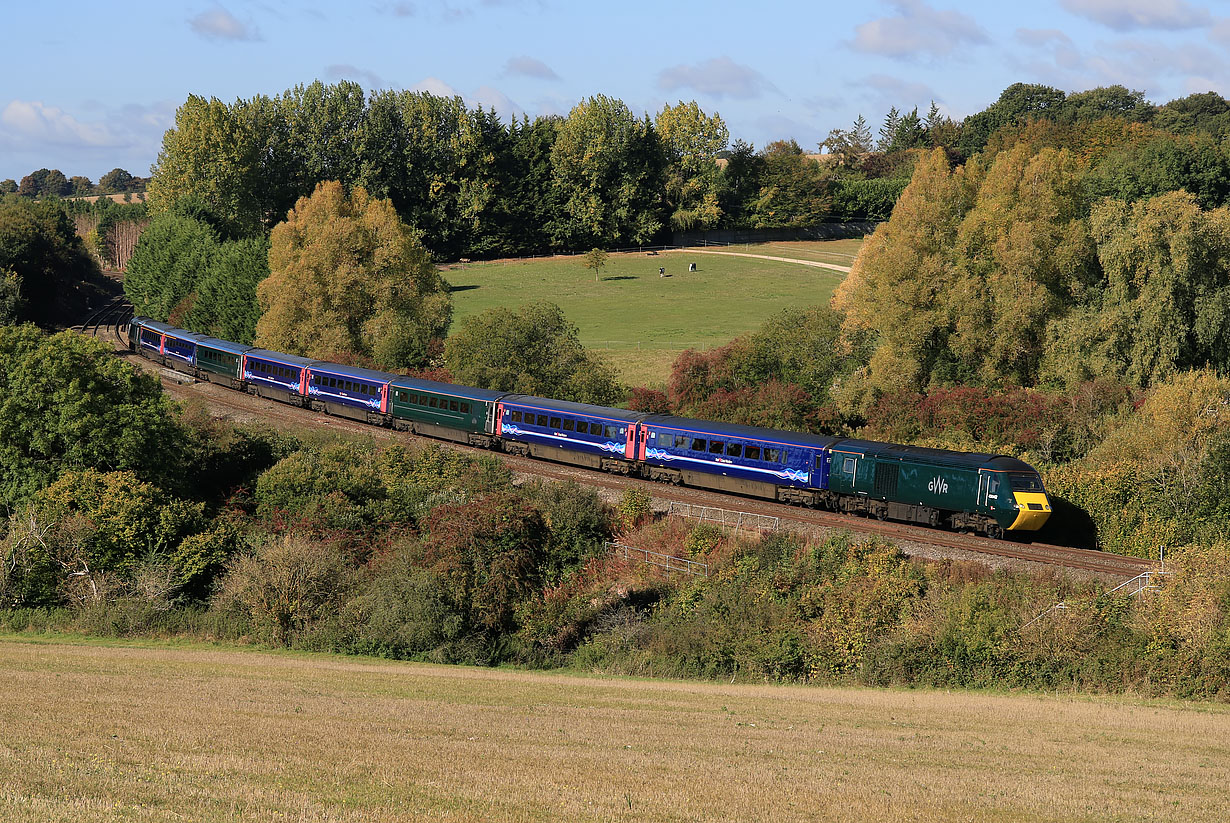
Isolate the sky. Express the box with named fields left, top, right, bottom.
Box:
left=3, top=0, right=1230, bottom=183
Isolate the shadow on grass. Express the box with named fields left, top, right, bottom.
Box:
left=602, top=275, right=638, bottom=281
left=448, top=284, right=480, bottom=292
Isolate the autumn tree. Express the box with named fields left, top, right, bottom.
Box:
left=1043, top=192, right=1230, bottom=388
left=444, top=301, right=623, bottom=405
left=255, top=181, right=451, bottom=369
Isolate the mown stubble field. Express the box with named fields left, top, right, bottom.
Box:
left=1, top=638, right=1227, bottom=822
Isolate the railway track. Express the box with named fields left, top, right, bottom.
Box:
left=88, top=311, right=1154, bottom=579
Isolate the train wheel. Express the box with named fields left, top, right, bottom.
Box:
left=986, top=525, right=1003, bottom=540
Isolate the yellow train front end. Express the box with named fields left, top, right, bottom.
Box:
left=1005, top=472, right=1052, bottom=531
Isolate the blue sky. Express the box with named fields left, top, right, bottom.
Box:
left=3, top=0, right=1230, bottom=182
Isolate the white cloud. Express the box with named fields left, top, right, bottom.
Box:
left=411, top=76, right=462, bottom=97
left=189, top=6, right=261, bottom=41
left=327, top=64, right=384, bottom=88
left=852, top=0, right=988, bottom=60
left=472, top=86, right=523, bottom=122
left=656, top=57, right=775, bottom=100
left=0, top=100, right=123, bottom=148
left=503, top=56, right=559, bottom=80
left=1060, top=0, right=1212, bottom=32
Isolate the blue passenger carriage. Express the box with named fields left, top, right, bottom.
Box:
left=127, top=317, right=205, bottom=375
left=497, top=395, right=647, bottom=473
left=242, top=349, right=317, bottom=405
left=639, top=414, right=840, bottom=502
left=306, top=362, right=393, bottom=424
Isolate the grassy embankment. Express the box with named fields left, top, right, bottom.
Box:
left=445, top=241, right=859, bottom=387
left=3, top=637, right=1227, bottom=823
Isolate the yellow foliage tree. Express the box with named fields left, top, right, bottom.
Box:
left=255, top=181, right=451, bottom=368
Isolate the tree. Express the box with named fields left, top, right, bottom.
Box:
left=97, top=168, right=137, bottom=194
left=822, top=114, right=874, bottom=168
left=190, top=235, right=269, bottom=344
left=122, top=211, right=219, bottom=321
left=878, top=107, right=901, bottom=152
left=0, top=198, right=99, bottom=324
left=0, top=180, right=16, bottom=195
left=444, top=301, right=624, bottom=404
left=1043, top=192, right=1230, bottom=388
left=256, top=180, right=452, bottom=369
left=656, top=101, right=729, bottom=230
left=147, top=95, right=269, bottom=237
left=0, top=268, right=21, bottom=324
left=0, top=326, right=187, bottom=508
left=583, top=247, right=608, bottom=281
left=69, top=176, right=94, bottom=197
left=746, top=140, right=830, bottom=228
left=551, top=95, right=666, bottom=248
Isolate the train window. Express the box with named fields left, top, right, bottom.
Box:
left=1009, top=474, right=1043, bottom=492
left=690, top=438, right=706, bottom=451
left=550, top=416, right=561, bottom=428
left=709, top=440, right=724, bottom=454
left=510, top=410, right=521, bottom=422
left=447, top=400, right=456, bottom=412
left=429, top=397, right=439, bottom=408
left=537, top=414, right=548, bottom=426
left=563, top=419, right=574, bottom=431
left=727, top=443, right=742, bottom=458
left=764, top=448, right=781, bottom=463
left=461, top=402, right=471, bottom=414
left=745, top=445, right=761, bottom=460
left=576, top=421, right=589, bottom=434
left=842, top=457, right=855, bottom=474
left=674, top=435, right=689, bottom=449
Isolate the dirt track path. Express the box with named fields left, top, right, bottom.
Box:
left=668, top=247, right=852, bottom=273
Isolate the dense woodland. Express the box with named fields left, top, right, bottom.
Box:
left=2, top=81, right=1230, bottom=695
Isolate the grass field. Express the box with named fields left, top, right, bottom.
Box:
left=4, top=637, right=1228, bottom=822
left=444, top=242, right=855, bottom=387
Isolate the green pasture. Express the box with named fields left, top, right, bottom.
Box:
left=445, top=243, right=855, bottom=387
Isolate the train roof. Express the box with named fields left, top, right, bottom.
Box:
left=308, top=361, right=396, bottom=385
left=500, top=394, right=647, bottom=423
left=244, top=349, right=319, bottom=368
left=643, top=413, right=842, bottom=449
left=830, top=438, right=1038, bottom=471
left=195, top=337, right=253, bottom=356
left=389, top=375, right=507, bottom=403
left=131, top=317, right=203, bottom=340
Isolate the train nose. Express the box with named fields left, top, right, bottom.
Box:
left=1009, top=492, right=1051, bottom=530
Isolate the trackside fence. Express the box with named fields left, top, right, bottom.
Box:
left=666, top=501, right=780, bottom=534
left=1021, top=568, right=1170, bottom=632
left=605, top=541, right=708, bottom=577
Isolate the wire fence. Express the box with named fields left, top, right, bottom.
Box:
left=666, top=501, right=781, bottom=534
left=605, top=541, right=709, bottom=577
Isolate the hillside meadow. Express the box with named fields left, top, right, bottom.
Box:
left=3, top=637, right=1227, bottom=823
left=444, top=243, right=854, bottom=386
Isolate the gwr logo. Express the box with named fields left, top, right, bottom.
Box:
left=928, top=476, right=949, bottom=494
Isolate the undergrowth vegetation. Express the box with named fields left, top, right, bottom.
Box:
left=4, top=421, right=1229, bottom=699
